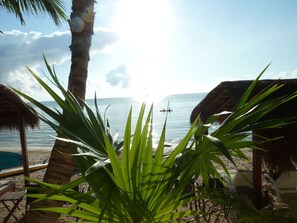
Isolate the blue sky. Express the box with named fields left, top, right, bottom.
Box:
left=1, top=0, right=297, bottom=101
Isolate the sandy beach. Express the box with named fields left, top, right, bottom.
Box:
left=0, top=149, right=51, bottom=223
left=0, top=148, right=253, bottom=222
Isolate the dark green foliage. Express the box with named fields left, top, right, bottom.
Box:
left=15, top=59, right=297, bottom=222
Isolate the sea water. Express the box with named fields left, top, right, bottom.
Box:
left=0, top=93, right=207, bottom=150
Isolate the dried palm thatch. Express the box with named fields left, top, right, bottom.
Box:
left=190, top=79, right=297, bottom=175
left=0, top=84, right=39, bottom=130
left=0, top=84, right=40, bottom=184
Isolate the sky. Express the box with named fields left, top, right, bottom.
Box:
left=1, top=0, right=297, bottom=102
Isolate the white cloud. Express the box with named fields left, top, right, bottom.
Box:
left=7, top=67, right=42, bottom=92
left=0, top=28, right=119, bottom=93
left=276, top=70, right=297, bottom=79
left=105, top=64, right=130, bottom=88
left=256, top=69, right=297, bottom=80
left=86, top=77, right=132, bottom=99
left=292, top=69, right=297, bottom=76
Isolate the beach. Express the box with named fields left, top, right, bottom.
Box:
left=0, top=148, right=254, bottom=222
left=0, top=149, right=51, bottom=223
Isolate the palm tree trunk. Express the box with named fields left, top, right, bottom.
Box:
left=24, top=1, right=95, bottom=222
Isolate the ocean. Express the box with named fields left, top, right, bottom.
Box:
left=0, top=93, right=207, bottom=151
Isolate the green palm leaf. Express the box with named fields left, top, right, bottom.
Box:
left=0, top=0, right=67, bottom=25
left=16, top=59, right=297, bottom=222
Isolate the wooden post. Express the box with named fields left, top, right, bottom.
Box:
left=19, top=114, right=30, bottom=186
left=252, top=145, right=262, bottom=208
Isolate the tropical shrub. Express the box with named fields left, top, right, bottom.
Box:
left=14, top=59, right=297, bottom=222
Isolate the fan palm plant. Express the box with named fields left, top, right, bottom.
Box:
left=14, top=59, right=297, bottom=222
left=174, top=65, right=297, bottom=185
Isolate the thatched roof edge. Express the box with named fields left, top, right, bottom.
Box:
left=190, top=78, right=297, bottom=174
left=0, top=84, right=39, bottom=130
left=190, top=79, right=297, bottom=123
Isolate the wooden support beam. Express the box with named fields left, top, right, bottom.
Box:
left=252, top=148, right=262, bottom=208
left=19, top=114, right=30, bottom=186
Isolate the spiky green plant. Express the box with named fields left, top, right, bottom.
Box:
left=173, top=65, right=297, bottom=187
left=14, top=58, right=297, bottom=222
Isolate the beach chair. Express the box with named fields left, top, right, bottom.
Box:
left=224, top=170, right=254, bottom=188
left=232, top=170, right=254, bottom=188
left=223, top=170, right=258, bottom=201
left=264, top=170, right=297, bottom=216
left=0, top=188, right=26, bottom=223
left=263, top=170, right=297, bottom=197
left=0, top=181, right=16, bottom=196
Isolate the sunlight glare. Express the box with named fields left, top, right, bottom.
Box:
left=133, top=87, right=167, bottom=104
left=112, top=0, right=172, bottom=103
left=129, top=61, right=169, bottom=103
left=113, top=0, right=172, bottom=55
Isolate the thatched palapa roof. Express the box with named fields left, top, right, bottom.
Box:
left=190, top=79, right=297, bottom=175
left=190, top=79, right=297, bottom=123
left=0, top=84, right=39, bottom=185
left=0, top=84, right=39, bottom=130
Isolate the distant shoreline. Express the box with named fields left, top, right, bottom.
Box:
left=0, top=93, right=206, bottom=149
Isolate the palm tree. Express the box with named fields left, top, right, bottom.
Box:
left=2, top=1, right=94, bottom=222
left=23, top=0, right=95, bottom=222
left=42, top=0, right=95, bottom=189
left=0, top=0, right=67, bottom=25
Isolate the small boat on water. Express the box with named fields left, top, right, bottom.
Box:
left=160, top=108, right=173, bottom=112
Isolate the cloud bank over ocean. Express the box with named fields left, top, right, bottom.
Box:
left=0, top=28, right=118, bottom=94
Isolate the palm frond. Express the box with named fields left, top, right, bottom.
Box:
left=16, top=59, right=297, bottom=222
left=0, top=0, right=67, bottom=25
